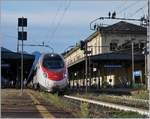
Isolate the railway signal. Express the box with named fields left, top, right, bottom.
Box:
left=18, top=31, right=27, bottom=40
left=18, top=18, right=27, bottom=27
left=17, top=17, right=28, bottom=95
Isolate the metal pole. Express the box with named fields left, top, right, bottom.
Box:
left=17, top=26, right=19, bottom=89
left=88, top=53, right=91, bottom=89
left=145, top=50, right=147, bottom=88
left=21, top=17, right=24, bottom=95
left=147, top=0, right=150, bottom=90
left=17, top=27, right=19, bottom=52
left=85, top=42, right=88, bottom=93
left=21, top=39, right=23, bottom=94
left=131, top=41, right=135, bottom=87
left=147, top=1, right=150, bottom=118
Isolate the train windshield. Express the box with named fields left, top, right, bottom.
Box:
left=43, top=54, right=64, bottom=70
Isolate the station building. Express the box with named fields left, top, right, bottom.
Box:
left=1, top=47, right=34, bottom=88
left=63, top=21, right=147, bottom=89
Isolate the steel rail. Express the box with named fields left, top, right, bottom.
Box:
left=64, top=95, right=149, bottom=116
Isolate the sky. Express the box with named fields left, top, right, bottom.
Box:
left=1, top=0, right=148, bottom=54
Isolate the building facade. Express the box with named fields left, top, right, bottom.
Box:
left=64, top=21, right=147, bottom=89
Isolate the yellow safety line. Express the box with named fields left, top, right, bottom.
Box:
left=28, top=92, right=55, bottom=118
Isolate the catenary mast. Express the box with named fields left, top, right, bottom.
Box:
left=147, top=0, right=150, bottom=90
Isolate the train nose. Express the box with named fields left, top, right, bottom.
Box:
left=49, top=72, right=63, bottom=80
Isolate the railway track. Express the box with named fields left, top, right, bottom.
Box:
left=63, top=95, right=149, bottom=117
left=2, top=89, right=146, bottom=118
left=3, top=88, right=147, bottom=118
left=28, top=88, right=149, bottom=118
left=70, top=94, right=149, bottom=110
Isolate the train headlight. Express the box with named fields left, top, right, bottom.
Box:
left=43, top=72, right=47, bottom=78
left=64, top=72, right=67, bottom=79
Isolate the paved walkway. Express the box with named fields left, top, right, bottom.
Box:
left=1, top=89, right=73, bottom=118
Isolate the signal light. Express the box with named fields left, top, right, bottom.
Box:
left=80, top=40, right=85, bottom=50
left=18, top=31, right=27, bottom=40
left=18, top=18, right=27, bottom=27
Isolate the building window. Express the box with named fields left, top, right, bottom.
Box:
left=110, top=42, right=118, bottom=51
left=139, top=42, right=145, bottom=49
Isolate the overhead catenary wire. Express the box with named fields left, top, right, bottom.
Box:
left=50, top=0, right=71, bottom=42
left=45, top=1, right=64, bottom=40
left=102, top=1, right=142, bottom=27
left=111, top=0, right=128, bottom=14
left=127, top=4, right=148, bottom=18
left=117, top=1, right=142, bottom=15
left=48, top=0, right=71, bottom=43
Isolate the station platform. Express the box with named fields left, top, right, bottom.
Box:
left=1, top=89, right=73, bottom=118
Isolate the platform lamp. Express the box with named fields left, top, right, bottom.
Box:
left=17, top=17, right=27, bottom=95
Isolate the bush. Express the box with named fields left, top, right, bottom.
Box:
left=79, top=101, right=89, bottom=118
left=131, top=90, right=149, bottom=100
left=40, top=92, right=77, bottom=117
left=133, top=83, right=145, bottom=89
left=112, top=111, right=146, bottom=118
left=102, top=81, right=111, bottom=88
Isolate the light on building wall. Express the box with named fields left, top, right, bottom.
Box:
left=74, top=72, right=77, bottom=76
left=93, top=68, right=97, bottom=72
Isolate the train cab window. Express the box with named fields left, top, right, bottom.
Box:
left=43, top=54, right=64, bottom=70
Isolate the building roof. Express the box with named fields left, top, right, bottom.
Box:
left=1, top=47, right=35, bottom=60
left=98, top=21, right=147, bottom=34
left=67, top=52, right=144, bottom=68
left=1, top=47, right=35, bottom=83
left=86, top=21, right=146, bottom=42
left=1, top=47, right=13, bottom=52
left=63, top=46, right=80, bottom=58
left=64, top=21, right=146, bottom=58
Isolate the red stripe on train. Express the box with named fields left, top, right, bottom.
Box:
left=41, top=65, right=65, bottom=81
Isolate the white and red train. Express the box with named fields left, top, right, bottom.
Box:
left=27, top=53, right=68, bottom=92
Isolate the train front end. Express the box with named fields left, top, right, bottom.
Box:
left=38, top=53, right=68, bottom=92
